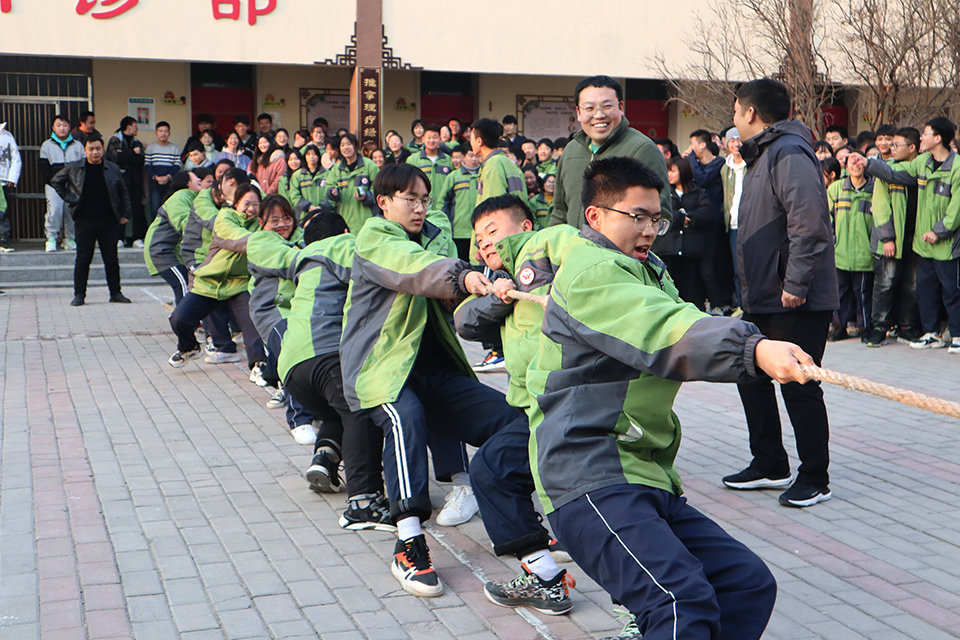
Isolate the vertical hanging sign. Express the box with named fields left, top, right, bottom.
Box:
left=358, top=67, right=381, bottom=149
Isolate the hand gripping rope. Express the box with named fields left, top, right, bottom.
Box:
left=486, top=286, right=960, bottom=420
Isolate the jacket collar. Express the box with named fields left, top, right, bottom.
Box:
left=495, top=230, right=536, bottom=274
left=572, top=117, right=632, bottom=154
left=480, top=148, right=506, bottom=166
left=419, top=148, right=447, bottom=161
left=580, top=224, right=621, bottom=252
left=927, top=150, right=957, bottom=172
left=739, top=119, right=814, bottom=167
left=842, top=174, right=874, bottom=192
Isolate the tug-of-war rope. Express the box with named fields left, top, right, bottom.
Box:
left=486, top=287, right=960, bottom=420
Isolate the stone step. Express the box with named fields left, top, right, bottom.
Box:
left=0, top=248, right=153, bottom=287
left=0, top=279, right=158, bottom=290
left=0, top=247, right=146, bottom=267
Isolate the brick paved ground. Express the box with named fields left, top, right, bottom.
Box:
left=1, top=285, right=959, bottom=639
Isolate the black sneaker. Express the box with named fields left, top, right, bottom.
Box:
left=70, top=295, right=84, bottom=306
left=863, top=327, right=886, bottom=347
left=599, top=609, right=642, bottom=640
left=779, top=481, right=832, bottom=507
left=109, top=293, right=132, bottom=303
left=306, top=450, right=342, bottom=494
left=722, top=467, right=792, bottom=490
left=828, top=325, right=849, bottom=341
left=339, top=492, right=397, bottom=532
left=168, top=347, right=202, bottom=368
left=484, top=565, right=575, bottom=615
left=896, top=327, right=924, bottom=345
left=391, top=534, right=442, bottom=597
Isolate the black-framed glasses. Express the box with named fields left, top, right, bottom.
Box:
left=599, top=206, right=670, bottom=235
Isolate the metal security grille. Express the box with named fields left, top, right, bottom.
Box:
left=0, top=66, right=91, bottom=240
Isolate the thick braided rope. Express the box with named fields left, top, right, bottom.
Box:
left=800, top=364, right=960, bottom=420
left=482, top=286, right=959, bottom=419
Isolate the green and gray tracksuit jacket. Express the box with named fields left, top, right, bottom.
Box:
left=143, top=189, right=198, bottom=275
left=536, top=158, right=556, bottom=179
left=454, top=225, right=579, bottom=410
left=437, top=164, right=480, bottom=240
left=341, top=210, right=476, bottom=411
left=528, top=194, right=552, bottom=230
left=405, top=148, right=455, bottom=203
left=179, top=188, right=221, bottom=270
left=327, top=157, right=379, bottom=234
left=245, top=227, right=305, bottom=341
left=550, top=117, right=672, bottom=228
left=870, top=159, right=913, bottom=259
left=866, top=153, right=960, bottom=260
left=289, top=166, right=331, bottom=218
left=277, top=233, right=356, bottom=383
left=827, top=176, right=875, bottom=272
left=527, top=225, right=764, bottom=514
left=191, top=207, right=258, bottom=300
left=477, top=149, right=527, bottom=205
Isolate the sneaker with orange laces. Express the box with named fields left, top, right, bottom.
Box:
left=391, top=534, right=443, bottom=597
left=483, top=563, right=576, bottom=614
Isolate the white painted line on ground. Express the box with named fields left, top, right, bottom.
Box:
left=139, top=287, right=174, bottom=311
left=424, top=525, right=560, bottom=640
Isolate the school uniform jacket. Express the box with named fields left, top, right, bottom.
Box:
left=866, top=153, right=960, bottom=260
left=477, top=149, right=527, bottom=205
left=191, top=206, right=258, bottom=300
left=245, top=227, right=305, bottom=341
left=437, top=165, right=480, bottom=240
left=340, top=210, right=475, bottom=411
left=277, top=234, right=356, bottom=383
left=827, top=176, right=875, bottom=272
left=288, top=166, right=331, bottom=217
left=526, top=225, right=764, bottom=514
left=179, top=188, right=221, bottom=270
left=405, top=148, right=454, bottom=202
left=143, top=189, right=198, bottom=275
left=326, top=157, right=379, bottom=233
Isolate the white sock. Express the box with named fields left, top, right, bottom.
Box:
left=451, top=472, right=471, bottom=487
left=522, top=549, right=560, bottom=582
left=397, top=516, right=422, bottom=542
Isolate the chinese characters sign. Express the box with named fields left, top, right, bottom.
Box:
left=76, top=0, right=138, bottom=19
left=0, top=1, right=278, bottom=23
left=358, top=68, right=381, bottom=150
left=212, top=0, right=276, bottom=25
left=1, top=0, right=11, bottom=14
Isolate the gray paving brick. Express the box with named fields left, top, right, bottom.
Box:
left=170, top=603, right=221, bottom=633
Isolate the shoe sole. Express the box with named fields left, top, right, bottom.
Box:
left=723, top=476, right=793, bottom=490
left=168, top=351, right=201, bottom=368
left=306, top=466, right=338, bottom=493
left=472, top=364, right=507, bottom=373
left=780, top=490, right=832, bottom=508
left=435, top=508, right=478, bottom=527
left=266, top=401, right=286, bottom=409
left=391, top=561, right=443, bottom=597
left=338, top=514, right=397, bottom=533
left=949, top=348, right=960, bottom=354
left=909, top=343, right=945, bottom=350
left=483, top=585, right=573, bottom=615
left=204, top=354, right=241, bottom=363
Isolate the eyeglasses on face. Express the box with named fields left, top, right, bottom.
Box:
left=599, top=205, right=669, bottom=235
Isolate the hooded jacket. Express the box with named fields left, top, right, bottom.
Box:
left=549, top=117, right=672, bottom=229
left=0, top=123, right=21, bottom=185
left=39, top=135, right=84, bottom=184
left=143, top=189, right=198, bottom=275
left=737, top=119, right=839, bottom=314
left=49, top=159, right=132, bottom=223
left=526, top=225, right=763, bottom=514
left=865, top=153, right=960, bottom=260
left=340, top=209, right=474, bottom=411
left=106, top=131, right=145, bottom=189
left=277, top=233, right=356, bottom=383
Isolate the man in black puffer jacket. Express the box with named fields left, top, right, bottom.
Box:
left=721, top=79, right=839, bottom=509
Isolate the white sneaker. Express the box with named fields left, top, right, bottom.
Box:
left=291, top=424, right=318, bottom=445
left=249, top=362, right=268, bottom=386
left=204, top=336, right=218, bottom=356
left=63, top=239, right=77, bottom=251
left=949, top=338, right=960, bottom=354
left=266, top=386, right=286, bottom=409
left=435, top=485, right=478, bottom=526
left=909, top=332, right=946, bottom=349
left=133, top=239, right=145, bottom=248
left=0, top=245, right=15, bottom=253
left=204, top=351, right=240, bottom=364
left=45, top=238, right=58, bottom=252
left=117, top=240, right=124, bottom=249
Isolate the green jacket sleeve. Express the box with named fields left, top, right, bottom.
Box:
left=871, top=179, right=895, bottom=242
left=212, top=208, right=253, bottom=254
left=246, top=230, right=303, bottom=281
left=932, top=164, right=960, bottom=238
left=866, top=156, right=921, bottom=186
left=355, top=221, right=470, bottom=300
left=549, top=261, right=763, bottom=382
left=549, top=155, right=568, bottom=226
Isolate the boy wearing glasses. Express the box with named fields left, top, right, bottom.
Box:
left=528, top=156, right=810, bottom=640
left=340, top=164, right=521, bottom=598
left=550, top=75, right=671, bottom=230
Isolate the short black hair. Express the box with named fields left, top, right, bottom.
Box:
left=79, top=110, right=95, bottom=122
left=257, top=113, right=273, bottom=122
left=311, top=118, right=327, bottom=132
left=536, top=138, right=554, bottom=150
left=856, top=131, right=877, bottom=147
left=895, top=126, right=921, bottom=150
left=736, top=79, right=791, bottom=124
left=259, top=193, right=296, bottom=226
left=233, top=182, right=262, bottom=206
left=424, top=123, right=442, bottom=134
left=411, top=119, right=425, bottom=134
left=84, top=133, right=104, bottom=148
left=303, top=210, right=349, bottom=244
left=52, top=113, right=70, bottom=126
left=339, top=132, right=359, bottom=150
left=457, top=142, right=471, bottom=154
left=875, top=124, right=897, bottom=137
left=812, top=140, right=834, bottom=157
left=690, top=129, right=713, bottom=146
left=502, top=115, right=518, bottom=125
left=581, top=156, right=665, bottom=212
left=197, top=112, right=215, bottom=125
left=471, top=194, right=535, bottom=228
left=373, top=163, right=431, bottom=198
left=820, top=157, right=841, bottom=182
left=825, top=124, right=849, bottom=140
left=155, top=121, right=170, bottom=130
left=216, top=168, right=251, bottom=198
left=191, top=166, right=213, bottom=182
left=471, top=118, right=503, bottom=149
left=184, top=141, right=205, bottom=155
left=169, top=170, right=193, bottom=192
left=215, top=158, right=236, bottom=170
left=554, top=137, right=569, bottom=149
left=301, top=143, right=322, bottom=160
left=925, top=117, right=956, bottom=147
left=574, top=75, right=623, bottom=105
left=234, top=115, right=251, bottom=126
left=119, top=116, right=137, bottom=132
